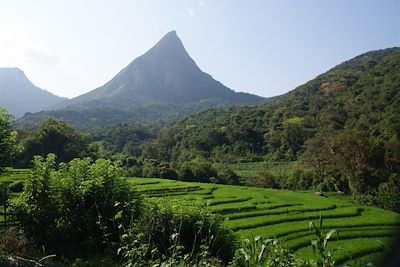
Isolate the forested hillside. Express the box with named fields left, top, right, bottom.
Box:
left=144, top=47, right=399, bottom=163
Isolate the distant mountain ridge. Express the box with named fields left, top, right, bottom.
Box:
left=0, top=68, right=65, bottom=117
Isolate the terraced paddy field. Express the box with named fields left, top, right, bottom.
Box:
left=1, top=169, right=399, bottom=266
left=130, top=178, right=400, bottom=266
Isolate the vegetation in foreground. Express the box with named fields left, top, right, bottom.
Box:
left=1, top=166, right=399, bottom=266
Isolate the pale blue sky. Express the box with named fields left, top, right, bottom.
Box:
left=0, top=0, right=398, bottom=98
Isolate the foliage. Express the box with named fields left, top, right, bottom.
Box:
left=212, top=164, right=241, bottom=185
left=0, top=108, right=19, bottom=172
left=14, top=98, right=251, bottom=131
left=15, top=119, right=90, bottom=167
left=302, top=129, right=400, bottom=211
left=308, top=217, right=340, bottom=267
left=118, top=198, right=238, bottom=265
left=177, top=156, right=217, bottom=182
left=245, top=171, right=278, bottom=188
left=148, top=47, right=400, bottom=164
left=12, top=154, right=141, bottom=256
left=90, top=123, right=156, bottom=156
left=234, top=235, right=271, bottom=267
left=374, top=174, right=400, bottom=211
left=233, top=235, right=310, bottom=267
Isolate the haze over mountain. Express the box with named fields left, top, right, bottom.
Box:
left=55, top=30, right=263, bottom=110
left=0, top=68, right=65, bottom=117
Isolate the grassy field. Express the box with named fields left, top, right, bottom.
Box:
left=1, top=169, right=399, bottom=266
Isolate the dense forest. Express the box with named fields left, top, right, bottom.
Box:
left=148, top=48, right=400, bottom=162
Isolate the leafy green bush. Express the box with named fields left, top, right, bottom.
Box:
left=13, top=154, right=142, bottom=256
left=374, top=174, right=400, bottom=212
left=211, top=164, right=240, bottom=185
left=119, top=199, right=238, bottom=265
left=178, top=156, right=217, bottom=183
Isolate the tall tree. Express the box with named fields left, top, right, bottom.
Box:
left=0, top=108, right=19, bottom=172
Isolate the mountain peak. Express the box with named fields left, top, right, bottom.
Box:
left=0, top=67, right=25, bottom=75
left=0, top=68, right=65, bottom=117
left=54, top=30, right=264, bottom=109
left=0, top=67, right=23, bottom=71
left=164, top=30, right=177, bottom=37
left=158, top=30, right=179, bottom=43
left=0, top=67, right=30, bottom=84
left=149, top=30, right=187, bottom=58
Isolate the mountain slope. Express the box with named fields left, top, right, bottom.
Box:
left=56, top=30, right=263, bottom=109
left=0, top=68, right=65, bottom=117
left=143, top=47, right=400, bottom=162
left=17, top=31, right=264, bottom=129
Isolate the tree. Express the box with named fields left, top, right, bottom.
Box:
left=20, top=118, right=90, bottom=165
left=328, top=130, right=387, bottom=193
left=282, top=117, right=306, bottom=158
left=0, top=108, right=19, bottom=172
left=178, top=157, right=216, bottom=182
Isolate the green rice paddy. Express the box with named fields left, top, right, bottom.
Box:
left=1, top=169, right=399, bottom=265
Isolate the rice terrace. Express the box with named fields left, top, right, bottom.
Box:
left=1, top=168, right=398, bottom=266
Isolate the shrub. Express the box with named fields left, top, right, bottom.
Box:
left=214, top=165, right=240, bottom=185
left=119, top=199, right=238, bottom=265
left=374, top=175, right=400, bottom=212
left=13, top=154, right=142, bottom=257
left=178, top=157, right=216, bottom=183
left=246, top=171, right=278, bottom=188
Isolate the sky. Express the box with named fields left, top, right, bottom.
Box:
left=0, top=0, right=399, bottom=99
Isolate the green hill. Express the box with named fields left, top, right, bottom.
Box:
left=148, top=47, right=399, bottom=163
